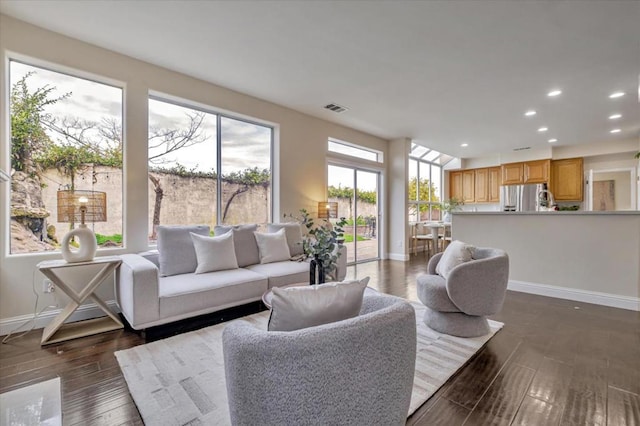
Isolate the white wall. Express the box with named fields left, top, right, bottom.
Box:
left=387, top=138, right=410, bottom=260
left=453, top=212, right=640, bottom=310
left=0, top=15, right=389, bottom=326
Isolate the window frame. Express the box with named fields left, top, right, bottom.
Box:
left=408, top=156, right=443, bottom=223
left=328, top=138, right=383, bottom=163
left=147, top=94, right=275, bottom=244
left=5, top=56, right=127, bottom=257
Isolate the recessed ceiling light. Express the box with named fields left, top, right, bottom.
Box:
left=538, top=127, right=548, bottom=132
left=461, top=143, right=469, bottom=147
left=610, top=129, right=621, bottom=133
left=547, top=90, right=562, bottom=97
left=608, top=114, right=622, bottom=120
left=548, top=138, right=557, bottom=143
left=524, top=110, right=536, bottom=117
left=609, top=92, right=625, bottom=99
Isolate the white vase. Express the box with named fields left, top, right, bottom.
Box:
left=61, top=224, right=97, bottom=263
left=443, top=212, right=452, bottom=223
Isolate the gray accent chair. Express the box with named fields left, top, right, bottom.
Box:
left=417, top=247, right=509, bottom=337
left=222, top=294, right=416, bottom=426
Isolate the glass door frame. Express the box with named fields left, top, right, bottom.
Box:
left=327, top=159, right=384, bottom=265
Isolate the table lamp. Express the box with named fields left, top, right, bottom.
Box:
left=317, top=201, right=338, bottom=219
left=57, top=190, right=107, bottom=263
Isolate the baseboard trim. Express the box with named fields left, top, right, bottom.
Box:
left=387, top=252, right=409, bottom=261
left=0, top=300, right=121, bottom=337
left=508, top=280, right=639, bottom=312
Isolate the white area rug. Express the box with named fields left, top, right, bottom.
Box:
left=115, top=303, right=503, bottom=425
left=0, top=377, right=62, bottom=426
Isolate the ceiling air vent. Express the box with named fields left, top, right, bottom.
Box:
left=513, top=147, right=531, bottom=151
left=324, top=103, right=349, bottom=113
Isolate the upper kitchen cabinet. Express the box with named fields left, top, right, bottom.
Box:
left=474, top=167, right=500, bottom=203
left=524, top=159, right=550, bottom=184
left=502, top=162, right=524, bottom=185
left=462, top=170, right=475, bottom=203
left=475, top=168, right=489, bottom=202
left=488, top=167, right=501, bottom=202
left=449, top=171, right=463, bottom=200
left=551, top=157, right=584, bottom=201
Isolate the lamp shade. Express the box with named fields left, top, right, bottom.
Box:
left=317, top=201, right=338, bottom=219
left=57, top=190, right=107, bottom=223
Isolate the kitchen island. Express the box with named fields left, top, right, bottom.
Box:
left=452, top=211, right=640, bottom=311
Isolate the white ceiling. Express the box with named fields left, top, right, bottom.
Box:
left=1, top=1, right=639, bottom=159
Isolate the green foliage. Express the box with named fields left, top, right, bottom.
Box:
left=149, top=164, right=217, bottom=179
left=285, top=209, right=348, bottom=281
left=328, top=185, right=376, bottom=204
left=36, top=144, right=122, bottom=184
left=10, top=72, right=69, bottom=173
left=635, top=152, right=640, bottom=159
left=223, top=167, right=270, bottom=186
left=408, top=177, right=439, bottom=203
left=345, top=215, right=368, bottom=226
left=342, top=234, right=367, bottom=243
left=438, top=197, right=464, bottom=213
left=95, top=233, right=122, bottom=245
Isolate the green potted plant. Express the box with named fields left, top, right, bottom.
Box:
left=438, top=197, right=464, bottom=222
left=286, top=209, right=347, bottom=283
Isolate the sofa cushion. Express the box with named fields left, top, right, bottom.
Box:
left=158, top=269, right=268, bottom=319
left=245, top=260, right=309, bottom=288
left=267, top=223, right=304, bottom=256
left=436, top=240, right=475, bottom=279
left=157, top=225, right=210, bottom=277
left=268, top=279, right=368, bottom=332
left=214, top=224, right=260, bottom=267
left=190, top=231, right=239, bottom=274
left=254, top=228, right=291, bottom=264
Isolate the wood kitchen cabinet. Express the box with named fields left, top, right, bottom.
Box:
left=474, top=168, right=489, bottom=202
left=449, top=171, right=463, bottom=200
left=462, top=170, right=475, bottom=203
left=488, top=167, right=501, bottom=202
left=524, top=159, right=550, bottom=184
left=502, top=163, right=524, bottom=185
left=475, top=168, right=501, bottom=203
left=551, top=157, right=583, bottom=201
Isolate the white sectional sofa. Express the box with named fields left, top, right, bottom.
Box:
left=116, top=223, right=347, bottom=330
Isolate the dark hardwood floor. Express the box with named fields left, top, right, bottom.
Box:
left=2, top=256, right=639, bottom=425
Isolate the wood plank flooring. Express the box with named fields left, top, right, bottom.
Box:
left=1, top=257, right=639, bottom=425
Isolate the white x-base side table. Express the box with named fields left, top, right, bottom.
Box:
left=37, top=256, right=123, bottom=345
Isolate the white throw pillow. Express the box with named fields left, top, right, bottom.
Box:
left=435, top=240, right=475, bottom=279
left=254, top=228, right=291, bottom=264
left=268, top=278, right=369, bottom=332
left=267, top=222, right=304, bottom=256
left=190, top=231, right=239, bottom=274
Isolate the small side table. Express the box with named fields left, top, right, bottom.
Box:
left=37, top=256, right=123, bottom=345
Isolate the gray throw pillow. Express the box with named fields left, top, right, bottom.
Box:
left=214, top=224, right=260, bottom=267
left=157, top=225, right=210, bottom=276
left=267, top=222, right=304, bottom=256
left=190, top=231, right=239, bottom=273
left=268, top=278, right=369, bottom=332
left=435, top=240, right=475, bottom=279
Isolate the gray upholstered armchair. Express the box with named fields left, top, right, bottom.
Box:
left=222, top=294, right=416, bottom=426
left=417, top=247, right=509, bottom=337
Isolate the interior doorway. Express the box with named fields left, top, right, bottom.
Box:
left=328, top=164, right=380, bottom=264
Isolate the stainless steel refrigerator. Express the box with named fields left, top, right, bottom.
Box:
left=500, top=184, right=546, bottom=212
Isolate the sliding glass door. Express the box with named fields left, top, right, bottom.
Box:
left=328, top=165, right=379, bottom=263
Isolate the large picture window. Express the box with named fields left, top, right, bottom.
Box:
left=8, top=60, right=123, bottom=254
left=147, top=98, right=272, bottom=243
